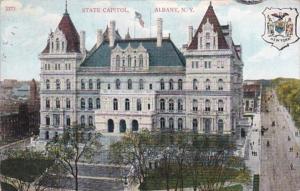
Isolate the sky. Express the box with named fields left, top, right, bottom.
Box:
left=1, top=0, right=300, bottom=81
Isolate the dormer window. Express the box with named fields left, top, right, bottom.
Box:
left=139, top=54, right=143, bottom=68
left=56, top=38, right=59, bottom=51
left=116, top=55, right=120, bottom=68
left=206, top=32, right=210, bottom=40
left=128, top=55, right=131, bottom=67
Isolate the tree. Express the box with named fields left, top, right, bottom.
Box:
left=0, top=149, right=55, bottom=191
left=46, top=124, right=101, bottom=191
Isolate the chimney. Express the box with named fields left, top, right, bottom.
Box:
left=188, top=26, right=193, bottom=44
left=157, top=18, right=163, bottom=47
left=97, top=29, right=103, bottom=48
left=80, top=30, right=86, bottom=53
left=109, top=20, right=116, bottom=47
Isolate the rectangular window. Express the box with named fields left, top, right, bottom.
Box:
left=149, top=84, right=152, bottom=90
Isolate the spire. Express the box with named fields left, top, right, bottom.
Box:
left=209, top=1, right=212, bottom=7
left=125, top=28, right=131, bottom=40
left=65, top=0, right=68, bottom=14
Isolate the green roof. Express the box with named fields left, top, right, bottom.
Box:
left=80, top=38, right=185, bottom=67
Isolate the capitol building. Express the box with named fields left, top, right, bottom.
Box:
left=38, top=3, right=243, bottom=140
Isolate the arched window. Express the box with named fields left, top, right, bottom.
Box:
left=169, top=99, right=174, bottom=111
left=56, top=38, right=59, bottom=51
left=132, top=120, right=139, bottom=132
left=178, top=99, right=183, bottom=112
left=45, top=115, right=50, bottom=126
left=169, top=118, right=174, bottom=129
left=80, top=115, right=85, bottom=127
left=218, top=79, right=224, bottom=90
left=128, top=79, right=132, bottom=90
left=218, top=119, right=224, bottom=134
left=81, top=98, right=85, bottom=109
left=108, top=119, right=114, bottom=132
left=46, top=79, right=50, bottom=90
left=193, top=79, right=198, bottom=90
left=119, top=120, right=126, bottom=133
left=66, top=79, right=71, bottom=90
left=137, top=99, right=142, bottom=111
left=192, top=99, right=198, bottom=111
left=178, top=79, right=183, bottom=90
left=205, top=79, right=211, bottom=90
left=66, top=98, right=70, bottom=109
left=160, top=118, right=165, bottom=129
left=218, top=100, right=224, bottom=112
left=88, top=116, right=93, bottom=127
left=89, top=79, right=93, bottom=90
left=56, top=98, right=60, bottom=108
left=116, top=55, right=120, bottom=68
left=193, top=119, right=198, bottom=132
left=45, top=98, right=50, bottom=109
left=56, top=79, right=60, bottom=90
left=169, top=79, right=174, bottom=90
left=97, top=79, right=101, bottom=89
left=134, top=56, right=137, bottom=67
left=66, top=115, right=71, bottom=127
left=45, top=131, right=49, bottom=140
left=160, top=79, right=165, bottom=90
left=178, top=118, right=183, bottom=130
left=88, top=98, right=93, bottom=109
left=160, top=99, right=165, bottom=111
left=139, top=79, right=144, bottom=90
left=205, top=99, right=211, bottom=111
left=116, top=79, right=121, bottom=90
left=81, top=79, right=85, bottom=90
left=125, top=98, right=130, bottom=111
left=139, top=54, right=143, bottom=67
left=113, top=98, right=118, bottom=110
left=96, top=98, right=100, bottom=109
left=128, top=55, right=132, bottom=67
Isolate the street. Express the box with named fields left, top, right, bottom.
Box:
left=260, top=90, right=300, bottom=191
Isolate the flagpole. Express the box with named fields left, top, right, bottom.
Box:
left=149, top=9, right=151, bottom=38
left=134, top=17, right=136, bottom=38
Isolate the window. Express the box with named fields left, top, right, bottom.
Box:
left=46, top=79, right=50, bottom=90
left=178, top=99, right=183, bottom=112
left=205, top=99, right=211, bottom=111
left=178, top=79, right=183, bottom=90
left=169, top=79, right=174, bottom=90
left=66, top=79, right=71, bottom=90
left=205, top=32, right=210, bottom=40
left=137, top=99, right=142, bottom=111
left=128, top=79, right=132, bottom=90
left=160, top=79, right=164, bottom=90
left=204, top=61, right=211, bottom=69
left=66, top=98, right=70, bottom=109
left=113, top=98, right=118, bottom=110
left=53, top=114, right=60, bottom=127
left=56, top=98, right=60, bottom=109
left=80, top=115, right=85, bottom=127
left=160, top=118, right=165, bottom=129
left=116, top=55, right=120, bottom=68
left=66, top=115, right=71, bottom=127
left=56, top=38, right=59, bottom=51
left=134, top=56, right=137, bottom=67
left=193, top=79, right=198, bottom=90
left=218, top=79, right=224, bottom=90
left=139, top=54, right=143, bottom=67
left=81, top=79, right=85, bottom=90
left=88, top=98, right=93, bottom=109
left=169, top=99, right=174, bottom=112
left=46, top=98, right=50, bottom=109
left=178, top=118, right=183, bottom=130
left=62, top=41, right=64, bottom=51
left=108, top=84, right=110, bottom=89
left=108, top=119, right=114, bottom=132
left=96, top=98, right=100, bottom=109
left=218, top=119, right=224, bottom=134
left=125, top=98, right=130, bottom=111
left=97, top=79, right=101, bottom=89
left=169, top=118, right=174, bottom=129
left=148, top=103, right=151, bottom=110
left=193, top=119, right=198, bottom=132
left=139, top=79, right=144, bottom=90
left=88, top=116, right=93, bottom=127
left=149, top=84, right=152, bottom=90
left=116, top=79, right=121, bottom=89
left=192, top=99, right=198, bottom=111
left=56, top=79, right=60, bottom=90
left=205, top=79, right=211, bottom=90
left=45, top=115, right=50, bottom=126
left=160, top=99, right=165, bottom=111
left=218, top=100, right=224, bottom=112
left=132, top=120, right=139, bottom=132
left=89, top=79, right=93, bottom=90
left=128, top=55, right=132, bottom=67
left=206, top=42, right=210, bottom=49
left=81, top=98, right=85, bottom=109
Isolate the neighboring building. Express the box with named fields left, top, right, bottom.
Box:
left=38, top=3, right=243, bottom=140
left=243, top=84, right=261, bottom=113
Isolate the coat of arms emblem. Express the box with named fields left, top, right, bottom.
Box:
left=262, top=8, right=299, bottom=50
